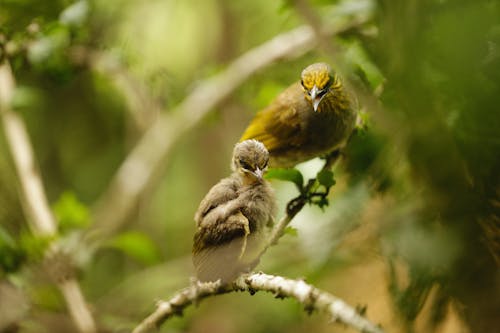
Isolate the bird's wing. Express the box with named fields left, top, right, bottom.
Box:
left=240, top=83, right=307, bottom=152
left=192, top=238, right=246, bottom=283
left=194, top=177, right=239, bottom=225
left=193, top=211, right=253, bottom=283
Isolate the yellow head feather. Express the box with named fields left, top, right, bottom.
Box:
left=300, top=62, right=332, bottom=90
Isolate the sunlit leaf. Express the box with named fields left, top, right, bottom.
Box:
left=265, top=168, right=304, bottom=190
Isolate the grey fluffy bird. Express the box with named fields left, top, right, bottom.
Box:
left=193, top=140, right=276, bottom=283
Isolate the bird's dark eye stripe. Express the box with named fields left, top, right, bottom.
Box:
left=324, top=76, right=333, bottom=89
left=239, top=159, right=252, bottom=170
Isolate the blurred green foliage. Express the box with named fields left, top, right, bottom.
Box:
left=0, top=0, right=499, bottom=332
left=53, top=191, right=90, bottom=231
left=106, top=231, right=161, bottom=266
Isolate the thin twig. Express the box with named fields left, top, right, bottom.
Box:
left=0, top=61, right=97, bottom=333
left=132, top=272, right=384, bottom=333
left=264, top=150, right=343, bottom=253
left=88, top=8, right=371, bottom=242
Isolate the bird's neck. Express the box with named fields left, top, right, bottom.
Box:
left=239, top=174, right=260, bottom=187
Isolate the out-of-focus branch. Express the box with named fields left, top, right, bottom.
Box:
left=292, top=0, right=339, bottom=56
left=0, top=64, right=56, bottom=237
left=89, top=8, right=372, bottom=242
left=0, top=61, right=97, bottom=333
left=90, top=52, right=161, bottom=133
left=132, top=272, right=384, bottom=333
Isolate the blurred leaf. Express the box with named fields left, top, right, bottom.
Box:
left=0, top=227, right=25, bottom=274
left=0, top=227, right=16, bottom=248
left=11, top=86, right=44, bottom=110
left=265, top=168, right=304, bottom=190
left=18, top=231, right=51, bottom=262
left=59, top=0, right=89, bottom=27
left=356, top=110, right=371, bottom=133
left=31, top=285, right=64, bottom=311
left=316, top=170, right=335, bottom=188
left=283, top=226, right=298, bottom=237
left=27, top=26, right=70, bottom=64
left=53, top=191, right=90, bottom=231
left=108, top=231, right=161, bottom=265
left=0, top=227, right=51, bottom=274
left=254, top=81, right=286, bottom=108
left=343, top=40, right=385, bottom=91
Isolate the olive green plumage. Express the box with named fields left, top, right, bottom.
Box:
left=240, top=63, right=357, bottom=167
left=192, top=140, right=276, bottom=283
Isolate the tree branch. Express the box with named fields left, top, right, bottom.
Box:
left=133, top=272, right=384, bottom=333
left=0, top=61, right=97, bottom=333
left=133, top=150, right=369, bottom=333
left=88, top=6, right=372, bottom=241
left=0, top=63, right=56, bottom=237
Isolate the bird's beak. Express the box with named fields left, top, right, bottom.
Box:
left=253, top=167, right=263, bottom=181
left=310, top=85, right=322, bottom=112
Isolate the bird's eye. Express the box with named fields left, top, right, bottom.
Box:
left=239, top=159, right=252, bottom=170
left=262, top=159, right=269, bottom=169
left=317, top=89, right=327, bottom=97
left=300, top=79, right=305, bottom=88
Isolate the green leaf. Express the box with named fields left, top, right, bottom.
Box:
left=317, top=170, right=336, bottom=188
left=283, top=226, right=298, bottom=237
left=53, top=191, right=90, bottom=231
left=0, top=228, right=25, bottom=274
left=108, top=231, right=161, bottom=265
left=18, top=230, right=51, bottom=263
left=265, top=168, right=304, bottom=189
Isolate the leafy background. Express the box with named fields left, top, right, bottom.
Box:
left=1, top=0, right=499, bottom=332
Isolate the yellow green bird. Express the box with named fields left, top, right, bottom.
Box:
left=240, top=62, right=357, bottom=168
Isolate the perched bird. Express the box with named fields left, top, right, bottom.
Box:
left=240, top=62, right=357, bottom=167
left=192, top=140, right=276, bottom=283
